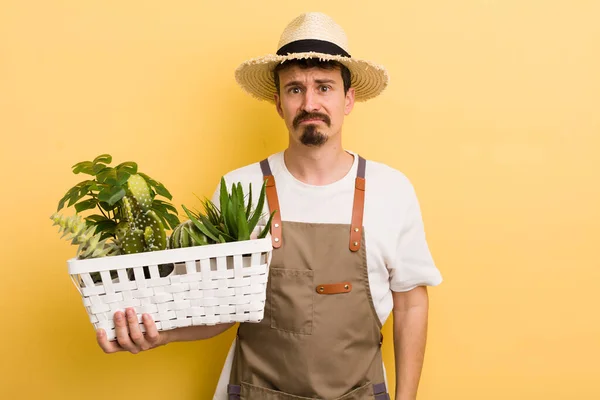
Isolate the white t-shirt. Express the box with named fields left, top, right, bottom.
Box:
left=210, top=150, right=442, bottom=399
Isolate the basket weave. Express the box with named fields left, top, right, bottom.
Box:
left=67, top=235, right=273, bottom=341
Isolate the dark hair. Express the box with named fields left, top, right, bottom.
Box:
left=273, top=59, right=352, bottom=95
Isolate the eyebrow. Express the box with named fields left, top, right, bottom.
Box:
left=284, top=79, right=338, bottom=88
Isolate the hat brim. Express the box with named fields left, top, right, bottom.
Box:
left=235, top=52, right=389, bottom=103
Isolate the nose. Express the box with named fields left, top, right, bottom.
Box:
left=301, top=90, right=320, bottom=112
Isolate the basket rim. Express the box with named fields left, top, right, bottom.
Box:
left=67, top=236, right=273, bottom=274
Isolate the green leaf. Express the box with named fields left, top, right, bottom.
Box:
left=258, top=211, right=276, bottom=239
left=98, top=186, right=126, bottom=206
left=93, top=154, right=112, bottom=165
left=93, top=163, right=109, bottom=175
left=94, top=220, right=118, bottom=236
left=96, top=167, right=115, bottom=183
left=138, top=173, right=172, bottom=200
left=248, top=179, right=267, bottom=233
left=199, top=212, right=235, bottom=242
left=57, top=186, right=79, bottom=211
left=152, top=199, right=178, bottom=214
left=219, top=177, right=228, bottom=218
left=182, top=205, right=219, bottom=242
left=99, top=201, right=117, bottom=212
left=137, top=172, right=157, bottom=186
left=115, top=161, right=137, bottom=175
left=81, top=180, right=100, bottom=193
left=225, top=199, right=238, bottom=238
left=201, top=198, right=221, bottom=225
left=85, top=214, right=108, bottom=223
left=74, top=198, right=98, bottom=213
left=236, top=183, right=244, bottom=207
left=98, top=231, right=114, bottom=241
left=245, top=183, right=253, bottom=219
left=67, top=187, right=90, bottom=208
left=153, top=208, right=180, bottom=231
left=116, top=169, right=131, bottom=186
left=153, top=183, right=172, bottom=200
left=237, top=202, right=249, bottom=241
left=163, top=213, right=180, bottom=230
left=72, top=161, right=94, bottom=175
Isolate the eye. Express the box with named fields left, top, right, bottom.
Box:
left=319, top=85, right=331, bottom=92
left=288, top=87, right=302, bottom=94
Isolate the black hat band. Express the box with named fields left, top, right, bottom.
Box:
left=276, top=39, right=351, bottom=58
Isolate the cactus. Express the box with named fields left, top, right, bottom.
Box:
left=169, top=219, right=209, bottom=248
left=50, top=213, right=120, bottom=259
left=117, top=174, right=167, bottom=254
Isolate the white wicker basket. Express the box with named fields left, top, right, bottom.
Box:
left=67, top=234, right=273, bottom=341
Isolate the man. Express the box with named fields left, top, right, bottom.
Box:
left=97, top=12, right=442, bottom=400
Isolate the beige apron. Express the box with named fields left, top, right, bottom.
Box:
left=227, top=156, right=390, bottom=400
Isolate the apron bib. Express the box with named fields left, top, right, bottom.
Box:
left=228, top=156, right=390, bottom=400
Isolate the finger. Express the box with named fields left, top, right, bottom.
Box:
left=113, top=310, right=138, bottom=353
left=125, top=308, right=148, bottom=350
left=96, top=328, right=123, bottom=354
left=141, top=313, right=161, bottom=347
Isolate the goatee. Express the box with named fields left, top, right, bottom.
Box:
left=300, top=124, right=328, bottom=147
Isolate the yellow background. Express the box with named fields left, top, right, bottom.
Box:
left=1, top=1, right=598, bottom=399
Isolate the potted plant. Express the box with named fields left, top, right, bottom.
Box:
left=51, top=154, right=274, bottom=341
left=51, top=154, right=181, bottom=280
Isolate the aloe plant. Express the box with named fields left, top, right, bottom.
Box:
left=176, top=177, right=275, bottom=246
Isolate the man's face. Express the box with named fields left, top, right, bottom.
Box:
left=274, top=64, right=355, bottom=147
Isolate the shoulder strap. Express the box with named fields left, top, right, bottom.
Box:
left=259, top=159, right=282, bottom=248
left=349, top=156, right=366, bottom=252
left=260, top=155, right=366, bottom=252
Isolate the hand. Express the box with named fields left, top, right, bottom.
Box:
left=96, top=307, right=168, bottom=354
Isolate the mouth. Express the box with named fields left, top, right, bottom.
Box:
left=299, top=118, right=325, bottom=124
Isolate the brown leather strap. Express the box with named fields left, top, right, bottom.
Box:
left=260, top=159, right=282, bottom=248
left=349, top=156, right=366, bottom=252
left=315, top=282, right=352, bottom=294
left=260, top=155, right=366, bottom=251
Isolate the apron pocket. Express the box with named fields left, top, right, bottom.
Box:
left=270, top=268, right=313, bottom=335
left=335, top=381, right=377, bottom=399
left=239, top=381, right=377, bottom=400
left=240, top=382, right=316, bottom=399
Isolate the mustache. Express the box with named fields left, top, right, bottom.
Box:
left=293, top=111, right=331, bottom=128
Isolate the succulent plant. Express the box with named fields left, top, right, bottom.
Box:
left=53, top=154, right=180, bottom=257
left=55, top=154, right=180, bottom=244
left=177, top=177, right=275, bottom=246
left=50, top=213, right=120, bottom=259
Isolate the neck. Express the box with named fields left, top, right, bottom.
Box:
left=283, top=139, right=354, bottom=186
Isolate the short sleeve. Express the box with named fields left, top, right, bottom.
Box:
left=389, top=182, right=443, bottom=292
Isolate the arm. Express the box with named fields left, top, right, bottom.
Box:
left=392, top=285, right=430, bottom=400
left=96, top=307, right=235, bottom=354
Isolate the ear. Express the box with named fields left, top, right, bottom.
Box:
left=344, top=87, right=355, bottom=115
left=274, top=93, right=284, bottom=118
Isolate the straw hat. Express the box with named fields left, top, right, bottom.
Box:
left=235, top=12, right=389, bottom=103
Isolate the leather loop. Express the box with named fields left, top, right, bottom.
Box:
left=316, top=282, right=352, bottom=294
left=263, top=175, right=282, bottom=248
left=259, top=159, right=282, bottom=248
left=349, top=176, right=366, bottom=252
